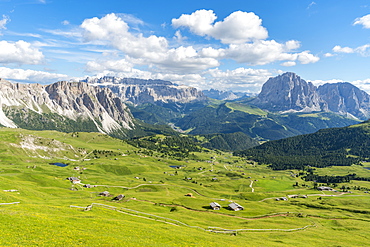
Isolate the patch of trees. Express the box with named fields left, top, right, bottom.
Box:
left=200, top=132, right=258, bottom=151
left=234, top=125, right=370, bottom=170
left=127, top=135, right=203, bottom=160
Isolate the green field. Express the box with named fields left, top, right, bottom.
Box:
left=0, top=128, right=369, bottom=246
left=226, top=102, right=267, bottom=116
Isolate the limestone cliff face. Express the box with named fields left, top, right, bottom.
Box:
left=83, top=77, right=207, bottom=105
left=252, top=72, right=327, bottom=112
left=0, top=78, right=134, bottom=133
left=317, top=82, right=370, bottom=120
left=252, top=72, right=370, bottom=120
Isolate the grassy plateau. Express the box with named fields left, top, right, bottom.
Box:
left=0, top=128, right=369, bottom=246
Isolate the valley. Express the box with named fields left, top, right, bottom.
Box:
left=0, top=128, right=369, bottom=246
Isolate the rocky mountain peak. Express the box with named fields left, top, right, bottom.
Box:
left=0, top=79, right=134, bottom=134
left=252, top=72, right=327, bottom=112
left=83, top=76, right=207, bottom=105
left=317, top=82, right=370, bottom=120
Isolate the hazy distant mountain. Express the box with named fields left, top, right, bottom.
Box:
left=202, top=89, right=246, bottom=101
left=0, top=78, right=134, bottom=135
left=83, top=76, right=207, bottom=105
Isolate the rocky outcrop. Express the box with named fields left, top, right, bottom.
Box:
left=0, top=78, right=134, bottom=133
left=317, top=82, right=370, bottom=120
left=252, top=72, right=327, bottom=112
left=83, top=76, right=207, bottom=105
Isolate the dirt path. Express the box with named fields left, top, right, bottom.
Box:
left=74, top=202, right=316, bottom=234
left=250, top=180, right=254, bottom=192
left=93, top=183, right=209, bottom=197
left=130, top=197, right=290, bottom=220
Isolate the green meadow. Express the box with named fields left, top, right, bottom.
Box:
left=0, top=128, right=369, bottom=246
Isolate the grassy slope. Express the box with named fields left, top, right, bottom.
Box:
left=0, top=128, right=369, bottom=246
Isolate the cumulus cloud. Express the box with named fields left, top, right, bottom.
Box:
left=76, top=12, right=319, bottom=91
left=0, top=40, right=44, bottom=65
left=80, top=13, right=219, bottom=72
left=220, top=40, right=319, bottom=65
left=323, top=53, right=335, bottom=57
left=297, top=51, right=320, bottom=64
left=333, top=44, right=370, bottom=56
left=204, top=67, right=272, bottom=92
left=280, top=61, right=296, bottom=67
left=0, top=67, right=68, bottom=83
left=81, top=13, right=168, bottom=57
left=351, top=78, right=370, bottom=93
left=333, top=45, right=354, bottom=53
left=354, top=14, right=370, bottom=28
left=172, top=9, right=268, bottom=44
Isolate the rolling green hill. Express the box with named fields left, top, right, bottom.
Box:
left=173, top=103, right=358, bottom=141
left=0, top=127, right=369, bottom=246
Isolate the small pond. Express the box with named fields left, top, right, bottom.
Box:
left=50, top=163, right=68, bottom=167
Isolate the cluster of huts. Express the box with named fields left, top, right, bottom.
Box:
left=209, top=202, right=244, bottom=211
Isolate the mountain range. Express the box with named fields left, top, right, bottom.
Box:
left=251, top=72, right=370, bottom=120
left=0, top=72, right=369, bottom=149
left=0, top=79, right=134, bottom=137
left=83, top=76, right=207, bottom=105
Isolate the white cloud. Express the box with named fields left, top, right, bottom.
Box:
left=85, top=58, right=134, bottom=73
left=173, top=30, right=187, bottom=43
left=0, top=40, right=44, bottom=65
left=333, top=44, right=370, bottom=56
left=172, top=10, right=268, bottom=44
left=333, top=45, right=354, bottom=53
left=221, top=40, right=319, bottom=65
left=351, top=78, right=370, bottom=93
left=80, top=14, right=219, bottom=73
left=323, top=52, right=335, bottom=57
left=354, top=14, right=370, bottom=28
left=172, top=10, right=216, bottom=37
left=355, top=44, right=370, bottom=56
left=307, top=2, right=316, bottom=10
left=280, top=61, right=296, bottom=67
left=0, top=15, right=10, bottom=34
left=62, top=20, right=70, bottom=25
left=81, top=13, right=168, bottom=58
left=204, top=67, right=272, bottom=92
left=117, top=13, right=145, bottom=26
left=0, top=67, right=68, bottom=83
left=297, top=51, right=320, bottom=64
left=77, top=12, right=319, bottom=89
left=151, top=46, right=220, bottom=73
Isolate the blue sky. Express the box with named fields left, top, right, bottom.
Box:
left=1, top=0, right=370, bottom=93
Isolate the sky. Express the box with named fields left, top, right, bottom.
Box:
left=1, top=0, right=370, bottom=93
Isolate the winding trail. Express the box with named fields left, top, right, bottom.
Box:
left=71, top=202, right=316, bottom=234
left=92, top=183, right=209, bottom=197
left=249, top=180, right=254, bottom=192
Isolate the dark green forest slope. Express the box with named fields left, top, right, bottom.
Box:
left=235, top=121, right=370, bottom=170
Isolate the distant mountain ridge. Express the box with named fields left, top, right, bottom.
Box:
left=252, top=72, right=370, bottom=120
left=83, top=76, right=207, bottom=105
left=0, top=78, right=134, bottom=135
left=317, top=82, right=370, bottom=120
left=202, top=89, right=246, bottom=101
